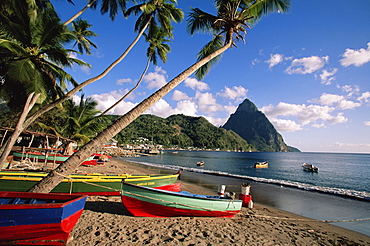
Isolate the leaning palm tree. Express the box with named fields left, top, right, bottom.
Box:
left=0, top=0, right=183, bottom=162
left=28, top=0, right=290, bottom=193
left=70, top=18, right=98, bottom=55
left=100, top=25, right=171, bottom=115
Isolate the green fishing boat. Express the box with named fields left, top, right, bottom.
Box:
left=120, top=182, right=242, bottom=218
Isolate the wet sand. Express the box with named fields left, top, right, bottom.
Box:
left=70, top=157, right=370, bottom=245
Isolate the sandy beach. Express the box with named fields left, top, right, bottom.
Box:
left=70, top=157, right=370, bottom=245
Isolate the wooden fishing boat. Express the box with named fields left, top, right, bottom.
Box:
left=12, top=150, right=95, bottom=164
left=254, top=161, right=268, bottom=168
left=0, top=191, right=87, bottom=245
left=302, top=163, right=319, bottom=172
left=0, top=171, right=180, bottom=196
left=120, top=182, right=242, bottom=218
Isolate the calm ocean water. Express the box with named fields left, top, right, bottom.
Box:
left=125, top=151, right=370, bottom=201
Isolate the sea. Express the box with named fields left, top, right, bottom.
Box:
left=124, top=151, right=370, bottom=237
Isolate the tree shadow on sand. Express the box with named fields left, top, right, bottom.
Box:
left=84, top=201, right=131, bottom=216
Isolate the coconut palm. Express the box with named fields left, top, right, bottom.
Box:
left=64, top=0, right=129, bottom=26
left=23, top=0, right=183, bottom=125
left=100, top=25, right=171, bottom=115
left=70, top=18, right=98, bottom=55
left=0, top=2, right=87, bottom=110
left=0, top=0, right=182, bottom=162
left=38, top=95, right=108, bottom=146
left=28, top=0, right=290, bottom=193
left=0, top=0, right=90, bottom=164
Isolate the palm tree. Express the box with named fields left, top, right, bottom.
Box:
left=28, top=0, right=290, bottom=193
left=38, top=95, right=108, bottom=146
left=0, top=1, right=89, bottom=164
left=100, top=25, right=171, bottom=115
left=70, top=18, right=98, bottom=55
left=0, top=0, right=182, bottom=162
left=64, top=0, right=129, bottom=26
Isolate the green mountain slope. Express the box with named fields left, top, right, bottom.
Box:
left=115, top=114, right=251, bottom=151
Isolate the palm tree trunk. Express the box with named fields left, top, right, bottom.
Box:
left=100, top=57, right=151, bottom=116
left=28, top=41, right=232, bottom=193
left=0, top=19, right=151, bottom=163
left=0, top=93, right=40, bottom=164
left=63, top=0, right=96, bottom=26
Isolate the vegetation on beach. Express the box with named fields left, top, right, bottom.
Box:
left=0, top=0, right=290, bottom=193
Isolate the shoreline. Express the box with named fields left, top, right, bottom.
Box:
left=70, top=157, right=370, bottom=245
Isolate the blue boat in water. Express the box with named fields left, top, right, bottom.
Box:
left=0, top=191, right=87, bottom=245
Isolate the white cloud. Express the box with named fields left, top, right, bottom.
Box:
left=204, top=116, right=228, bottom=127
left=336, top=100, right=361, bottom=110
left=266, top=53, right=284, bottom=68
left=270, top=118, right=303, bottom=132
left=144, top=66, right=167, bottom=90
left=224, top=104, right=237, bottom=115
left=364, top=121, right=370, bottom=126
left=196, top=92, right=223, bottom=113
left=285, top=56, right=329, bottom=75
left=145, top=99, right=198, bottom=118
left=332, top=142, right=370, bottom=153
left=216, top=86, right=248, bottom=102
left=319, top=68, right=338, bottom=85
left=341, top=85, right=360, bottom=97
left=261, top=102, right=348, bottom=130
left=312, top=93, right=361, bottom=110
left=184, top=77, right=210, bottom=91
left=358, top=91, right=370, bottom=102
left=145, top=99, right=173, bottom=118
left=340, top=42, right=370, bottom=67
left=172, top=90, right=191, bottom=101
left=175, top=100, right=198, bottom=116
left=116, top=78, right=132, bottom=85
left=90, top=90, right=136, bottom=115
left=317, top=93, right=344, bottom=106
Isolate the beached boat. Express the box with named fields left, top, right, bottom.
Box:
left=0, top=191, right=87, bottom=245
left=302, top=163, right=319, bottom=172
left=254, top=161, right=268, bottom=168
left=12, top=150, right=95, bottom=164
left=120, top=182, right=242, bottom=218
left=0, top=171, right=180, bottom=196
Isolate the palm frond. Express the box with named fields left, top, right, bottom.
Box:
left=195, top=35, right=224, bottom=80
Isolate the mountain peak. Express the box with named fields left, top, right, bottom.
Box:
left=222, top=98, right=290, bottom=152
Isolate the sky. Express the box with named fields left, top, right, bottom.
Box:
left=53, top=0, right=370, bottom=153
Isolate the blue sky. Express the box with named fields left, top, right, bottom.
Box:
left=54, top=0, right=370, bottom=153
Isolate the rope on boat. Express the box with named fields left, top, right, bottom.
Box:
left=121, top=190, right=238, bottom=213
left=52, top=170, right=120, bottom=194
left=250, top=214, right=370, bottom=223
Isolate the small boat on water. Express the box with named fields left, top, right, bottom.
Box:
left=254, top=161, right=268, bottom=168
left=120, top=182, right=242, bottom=218
left=0, top=171, right=180, bottom=196
left=0, top=191, right=87, bottom=245
left=196, top=161, right=204, bottom=166
left=302, top=163, right=319, bottom=172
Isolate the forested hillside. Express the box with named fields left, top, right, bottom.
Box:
left=114, top=114, right=252, bottom=151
